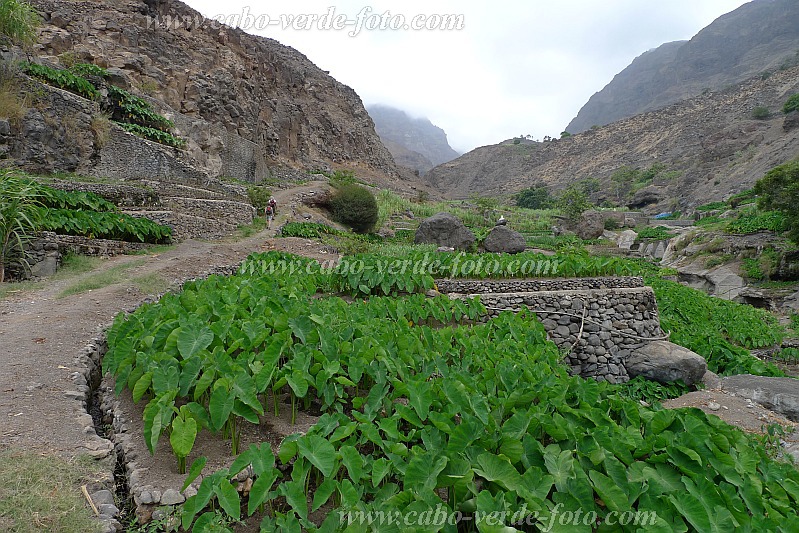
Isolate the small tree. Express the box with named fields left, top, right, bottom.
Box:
left=784, top=93, right=799, bottom=114
left=515, top=185, right=552, bottom=209
left=753, top=161, right=799, bottom=243
left=470, top=195, right=498, bottom=219
left=556, top=185, right=592, bottom=223
left=0, top=0, right=39, bottom=46
left=0, top=170, right=41, bottom=282
left=329, top=184, right=378, bottom=233
left=610, top=166, right=639, bottom=204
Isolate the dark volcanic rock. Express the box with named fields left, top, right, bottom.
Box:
left=414, top=212, right=475, bottom=251
left=784, top=110, right=799, bottom=132
left=483, top=226, right=526, bottom=254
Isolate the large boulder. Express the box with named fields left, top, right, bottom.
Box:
left=483, top=225, right=526, bottom=254
left=414, top=212, right=475, bottom=250
left=626, top=341, right=707, bottom=385
left=565, top=210, right=605, bottom=240
left=721, top=374, right=799, bottom=422
left=617, top=229, right=638, bottom=250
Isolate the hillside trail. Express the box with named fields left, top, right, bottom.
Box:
left=0, top=181, right=335, bottom=461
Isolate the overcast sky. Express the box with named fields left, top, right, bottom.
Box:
left=182, top=0, right=750, bottom=154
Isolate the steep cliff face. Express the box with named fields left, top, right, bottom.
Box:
left=25, top=0, right=398, bottom=180
left=424, top=65, right=799, bottom=209
left=367, top=105, right=459, bottom=175
left=567, top=0, right=799, bottom=133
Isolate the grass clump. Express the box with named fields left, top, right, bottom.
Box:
left=0, top=449, right=101, bottom=533
left=58, top=258, right=146, bottom=298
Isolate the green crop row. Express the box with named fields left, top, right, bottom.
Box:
left=104, top=251, right=799, bottom=532
left=32, top=183, right=117, bottom=212
left=113, top=122, right=186, bottom=149
left=20, top=61, right=100, bottom=100
left=20, top=61, right=185, bottom=149
left=108, top=85, right=174, bottom=133
left=38, top=208, right=171, bottom=243
left=648, top=277, right=784, bottom=375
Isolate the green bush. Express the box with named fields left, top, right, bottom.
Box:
left=695, top=201, right=727, bottom=212
left=329, top=184, right=378, bottom=233
left=726, top=209, right=787, bottom=235
left=784, top=93, right=799, bottom=114
left=752, top=106, right=771, bottom=119
left=246, top=185, right=271, bottom=211
left=515, top=185, right=552, bottom=209
left=68, top=63, right=108, bottom=79
left=603, top=218, right=620, bottom=230
left=0, top=0, right=39, bottom=46
left=754, top=161, right=799, bottom=242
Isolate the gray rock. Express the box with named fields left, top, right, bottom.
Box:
left=784, top=110, right=799, bottom=132
left=483, top=225, right=526, bottom=254
left=91, top=490, right=116, bottom=507
left=414, top=212, right=475, bottom=250
left=702, top=370, right=722, bottom=389
left=575, top=211, right=605, bottom=240
left=160, top=488, right=185, bottom=505
left=627, top=341, right=707, bottom=385
left=721, top=374, right=799, bottom=422
left=617, top=229, right=637, bottom=250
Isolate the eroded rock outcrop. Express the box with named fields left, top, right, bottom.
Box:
left=18, top=0, right=398, bottom=181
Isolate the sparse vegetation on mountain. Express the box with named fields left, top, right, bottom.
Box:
left=752, top=106, right=771, bottom=119
left=0, top=0, right=39, bottom=46
left=785, top=93, right=799, bottom=114
left=753, top=160, right=799, bottom=242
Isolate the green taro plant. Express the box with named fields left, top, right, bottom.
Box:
left=103, top=250, right=799, bottom=532
left=21, top=62, right=99, bottom=100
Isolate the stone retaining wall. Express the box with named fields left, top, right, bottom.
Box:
left=14, top=232, right=152, bottom=280
left=437, top=276, right=644, bottom=294
left=455, top=286, right=665, bottom=383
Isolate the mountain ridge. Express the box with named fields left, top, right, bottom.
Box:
left=567, top=0, right=799, bottom=133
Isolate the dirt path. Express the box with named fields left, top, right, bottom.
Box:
left=0, top=182, right=334, bottom=459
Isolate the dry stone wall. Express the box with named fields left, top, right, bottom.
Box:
left=446, top=278, right=665, bottom=383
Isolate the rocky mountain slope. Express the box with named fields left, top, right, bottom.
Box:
left=567, top=0, right=799, bottom=133
left=367, top=104, right=459, bottom=175
left=424, top=65, right=799, bottom=209
left=15, top=0, right=398, bottom=181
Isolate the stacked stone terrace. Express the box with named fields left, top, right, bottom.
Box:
left=442, top=277, right=666, bottom=383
